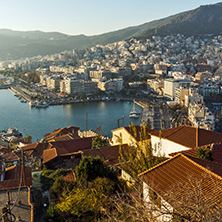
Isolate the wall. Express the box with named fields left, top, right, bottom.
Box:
left=151, top=135, right=190, bottom=157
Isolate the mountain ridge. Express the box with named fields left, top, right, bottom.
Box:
left=1, top=2, right=222, bottom=60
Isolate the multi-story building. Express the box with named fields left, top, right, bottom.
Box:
left=195, top=72, right=212, bottom=82
left=89, top=69, right=112, bottom=79
left=164, top=79, right=180, bottom=99
left=60, top=79, right=98, bottom=95
left=174, top=87, right=189, bottom=105
left=98, top=78, right=123, bottom=92
left=164, top=79, right=191, bottom=100
left=184, top=88, right=204, bottom=107
left=46, top=76, right=61, bottom=90
left=199, top=81, right=221, bottom=98
left=147, top=79, right=164, bottom=95
left=188, top=102, right=215, bottom=131
left=154, top=64, right=168, bottom=75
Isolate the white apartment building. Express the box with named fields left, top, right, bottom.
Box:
left=184, top=88, right=204, bottom=107
left=174, top=87, right=189, bottom=105
left=164, top=79, right=191, bottom=100
left=60, top=79, right=97, bottom=95
left=164, top=79, right=180, bottom=99
left=98, top=78, right=123, bottom=92
left=46, top=76, right=60, bottom=90
left=188, top=102, right=215, bottom=131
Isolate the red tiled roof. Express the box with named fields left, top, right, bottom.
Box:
left=42, top=137, right=94, bottom=164
left=42, top=148, right=58, bottom=164
left=151, top=125, right=222, bottom=148
left=81, top=144, right=131, bottom=165
left=0, top=165, right=32, bottom=190
left=0, top=152, right=19, bottom=162
left=170, top=143, right=222, bottom=164
left=52, top=134, right=79, bottom=142
left=139, top=154, right=222, bottom=207
left=64, top=170, right=76, bottom=181
left=43, top=126, right=79, bottom=141
left=22, top=142, right=45, bottom=157
left=22, top=142, right=39, bottom=151
left=0, top=147, right=12, bottom=154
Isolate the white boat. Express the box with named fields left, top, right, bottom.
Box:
left=129, top=102, right=140, bottom=118
left=35, top=101, right=49, bottom=108
left=29, top=101, right=35, bottom=107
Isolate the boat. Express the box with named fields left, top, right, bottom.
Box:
left=129, top=102, right=140, bottom=118
left=35, top=101, right=49, bottom=108
left=29, top=101, right=35, bottom=107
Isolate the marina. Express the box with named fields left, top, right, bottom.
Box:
left=0, top=89, right=142, bottom=140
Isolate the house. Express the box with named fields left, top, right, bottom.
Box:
left=0, top=147, right=20, bottom=167
left=41, top=126, right=80, bottom=142
left=150, top=125, right=222, bottom=157
left=42, top=137, right=94, bottom=168
left=111, top=125, right=157, bottom=147
left=80, top=144, right=131, bottom=165
left=170, top=143, right=222, bottom=163
left=139, top=153, right=222, bottom=221
left=0, top=163, right=33, bottom=222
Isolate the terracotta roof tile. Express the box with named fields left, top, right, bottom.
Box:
left=42, top=148, right=58, bottom=164
left=22, top=142, right=39, bottom=151
left=151, top=126, right=222, bottom=148
left=22, top=142, right=45, bottom=157
left=42, top=137, right=94, bottom=164
left=81, top=144, right=130, bottom=163
left=170, top=143, right=222, bottom=164
left=44, top=126, right=79, bottom=141
left=0, top=152, right=19, bottom=162
left=0, top=165, right=32, bottom=190
left=64, top=170, right=76, bottom=181
left=139, top=154, right=222, bottom=207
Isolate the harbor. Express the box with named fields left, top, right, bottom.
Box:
left=0, top=89, right=142, bottom=140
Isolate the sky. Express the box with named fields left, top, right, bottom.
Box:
left=0, top=0, right=220, bottom=36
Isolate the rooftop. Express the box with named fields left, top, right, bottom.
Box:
left=151, top=125, right=222, bottom=148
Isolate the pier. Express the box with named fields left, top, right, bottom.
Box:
left=10, top=86, right=31, bottom=102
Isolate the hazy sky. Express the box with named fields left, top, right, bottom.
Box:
left=0, top=0, right=220, bottom=36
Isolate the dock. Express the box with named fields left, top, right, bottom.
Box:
left=134, top=100, right=153, bottom=127
left=10, top=86, right=31, bottom=102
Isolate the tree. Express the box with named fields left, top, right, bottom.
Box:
left=75, top=156, right=117, bottom=182
left=44, top=206, right=62, bottom=222
left=91, top=134, right=107, bottom=149
left=118, top=123, right=165, bottom=181
left=23, top=134, right=32, bottom=143
left=103, top=173, right=222, bottom=222
left=57, top=177, right=117, bottom=219
left=51, top=176, right=76, bottom=198
left=52, top=158, right=122, bottom=221
left=146, top=118, right=151, bottom=129
left=197, top=146, right=213, bottom=161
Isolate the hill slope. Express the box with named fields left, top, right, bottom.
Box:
left=1, top=2, right=222, bottom=60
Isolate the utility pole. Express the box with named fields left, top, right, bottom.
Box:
left=22, top=149, right=26, bottom=187
left=117, top=115, right=124, bottom=128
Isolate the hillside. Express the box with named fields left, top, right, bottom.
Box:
left=1, top=2, right=222, bottom=60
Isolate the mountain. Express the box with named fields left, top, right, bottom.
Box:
left=1, top=2, right=222, bottom=60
